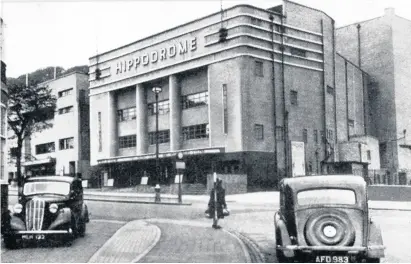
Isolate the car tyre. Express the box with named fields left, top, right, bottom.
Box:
left=3, top=236, right=19, bottom=249
left=276, top=227, right=293, bottom=263
left=77, top=218, right=86, bottom=237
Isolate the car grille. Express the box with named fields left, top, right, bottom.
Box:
left=25, top=199, right=45, bottom=231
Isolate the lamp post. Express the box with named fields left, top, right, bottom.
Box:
left=152, top=87, right=162, bottom=192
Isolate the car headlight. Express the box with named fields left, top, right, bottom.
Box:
left=49, top=203, right=58, bottom=214
left=13, top=203, right=23, bottom=214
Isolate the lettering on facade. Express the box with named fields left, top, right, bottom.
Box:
left=115, top=37, right=197, bottom=75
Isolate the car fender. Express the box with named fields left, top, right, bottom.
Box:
left=48, top=208, right=72, bottom=230
left=81, top=204, right=89, bottom=223
left=366, top=219, right=385, bottom=259
left=274, top=212, right=295, bottom=258
left=9, top=215, right=26, bottom=231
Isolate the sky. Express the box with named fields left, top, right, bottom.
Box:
left=1, top=0, right=410, bottom=78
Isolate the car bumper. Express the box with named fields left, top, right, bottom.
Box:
left=5, top=229, right=73, bottom=240
left=277, top=245, right=385, bottom=253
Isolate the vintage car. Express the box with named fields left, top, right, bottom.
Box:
left=274, top=175, right=385, bottom=263
left=3, top=176, right=89, bottom=249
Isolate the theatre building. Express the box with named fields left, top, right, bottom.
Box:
left=89, top=1, right=378, bottom=192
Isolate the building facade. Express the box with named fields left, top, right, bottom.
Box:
left=7, top=72, right=90, bottom=180
left=336, top=7, right=411, bottom=184
left=88, top=1, right=377, bottom=190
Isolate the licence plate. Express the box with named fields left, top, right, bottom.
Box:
left=22, top=234, right=45, bottom=240
left=315, top=256, right=349, bottom=263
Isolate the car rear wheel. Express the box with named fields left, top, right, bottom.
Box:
left=3, top=236, right=19, bottom=249
left=276, top=227, right=293, bottom=263
left=77, top=218, right=86, bottom=237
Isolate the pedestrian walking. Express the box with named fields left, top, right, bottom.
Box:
left=207, top=178, right=228, bottom=229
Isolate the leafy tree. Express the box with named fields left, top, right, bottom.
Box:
left=7, top=77, right=57, bottom=193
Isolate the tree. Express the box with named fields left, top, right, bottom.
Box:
left=7, top=77, right=57, bottom=194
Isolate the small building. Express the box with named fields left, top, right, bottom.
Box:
left=7, top=72, right=90, bottom=180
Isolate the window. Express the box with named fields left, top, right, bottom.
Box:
left=255, top=61, right=264, bottom=77
left=182, top=124, right=209, bottom=140
left=250, top=17, right=263, bottom=27
left=0, top=107, right=5, bottom=135
left=98, top=112, right=102, bottom=152
left=149, top=130, right=170, bottom=145
left=348, top=119, right=355, bottom=127
left=181, top=91, right=208, bottom=109
left=314, top=130, right=318, bottom=144
left=119, top=135, right=136, bottom=149
left=35, top=142, right=55, bottom=155
left=298, top=189, right=356, bottom=205
left=254, top=124, right=264, bottom=140
left=290, top=90, right=298, bottom=105
left=276, top=126, right=284, bottom=141
left=9, top=147, right=18, bottom=158
left=303, top=129, right=308, bottom=143
left=59, top=137, right=74, bottom=150
left=327, top=85, right=334, bottom=95
left=290, top=48, right=306, bottom=57
left=320, top=130, right=325, bottom=143
left=148, top=100, right=170, bottom=115
left=222, top=85, right=228, bottom=134
left=117, top=107, right=136, bottom=122
left=58, top=88, right=73, bottom=98
left=59, top=106, right=73, bottom=115
left=367, top=150, right=371, bottom=161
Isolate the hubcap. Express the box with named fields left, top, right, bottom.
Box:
left=323, top=225, right=337, bottom=238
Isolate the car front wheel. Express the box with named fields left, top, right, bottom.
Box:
left=3, top=235, right=19, bottom=249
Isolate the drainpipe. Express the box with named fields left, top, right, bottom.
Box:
left=280, top=14, right=288, bottom=177
left=269, top=13, right=278, bottom=179
left=357, top=24, right=362, bottom=68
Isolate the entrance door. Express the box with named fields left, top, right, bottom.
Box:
left=69, top=161, right=76, bottom=175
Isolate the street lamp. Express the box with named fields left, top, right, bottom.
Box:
left=152, top=87, right=162, bottom=189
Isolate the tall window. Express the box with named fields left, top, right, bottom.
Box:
left=367, top=150, right=371, bottom=161
left=98, top=112, right=102, bottom=152
left=35, top=142, right=55, bottom=155
left=182, top=124, right=209, bottom=140
left=290, top=90, right=298, bottom=105
left=148, top=100, right=170, bottom=115
left=222, top=85, right=228, bottom=134
left=276, top=126, right=284, bottom=141
left=119, top=135, right=136, bottom=149
left=149, top=130, right=170, bottom=145
left=58, top=88, right=73, bottom=98
left=181, top=91, right=208, bottom=109
left=117, top=107, right=136, bottom=122
left=314, top=130, right=318, bottom=144
left=255, top=61, right=264, bottom=77
left=327, top=129, right=334, bottom=141
left=254, top=124, right=264, bottom=140
left=59, top=137, right=74, bottom=150
left=0, top=107, right=5, bottom=135
left=59, top=106, right=73, bottom=114
left=303, top=129, right=308, bottom=143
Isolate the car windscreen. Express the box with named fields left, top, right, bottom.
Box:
left=297, top=189, right=356, bottom=206
left=23, top=181, right=70, bottom=196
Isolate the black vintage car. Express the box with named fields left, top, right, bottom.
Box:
left=274, top=175, right=385, bottom=263
left=3, top=176, right=89, bottom=249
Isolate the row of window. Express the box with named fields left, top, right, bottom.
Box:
left=118, top=124, right=209, bottom=149
left=9, top=138, right=74, bottom=157
left=58, top=88, right=73, bottom=98
left=117, top=91, right=209, bottom=121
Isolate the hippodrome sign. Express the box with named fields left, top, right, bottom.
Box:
left=115, top=37, right=197, bottom=75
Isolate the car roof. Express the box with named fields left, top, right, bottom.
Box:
left=281, top=175, right=366, bottom=192
left=25, top=176, right=77, bottom=183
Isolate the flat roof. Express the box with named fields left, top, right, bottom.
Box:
left=282, top=175, right=366, bottom=191
left=26, top=176, right=77, bottom=183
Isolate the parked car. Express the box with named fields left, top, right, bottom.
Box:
left=3, top=176, right=89, bottom=249
left=274, top=175, right=385, bottom=263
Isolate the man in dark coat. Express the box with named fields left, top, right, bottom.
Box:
left=208, top=179, right=227, bottom=229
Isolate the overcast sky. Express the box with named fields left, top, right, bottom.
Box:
left=1, top=0, right=410, bottom=78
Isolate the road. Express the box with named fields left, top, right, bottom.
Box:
left=3, top=196, right=411, bottom=263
